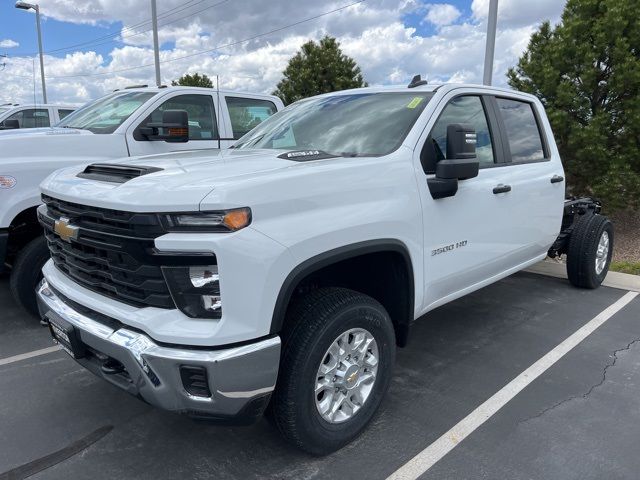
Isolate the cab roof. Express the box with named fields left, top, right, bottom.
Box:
left=0, top=104, right=76, bottom=108
left=310, top=82, right=538, bottom=103
left=111, top=85, right=279, bottom=98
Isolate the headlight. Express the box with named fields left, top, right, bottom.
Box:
left=163, top=207, right=251, bottom=232
left=162, top=265, right=222, bottom=319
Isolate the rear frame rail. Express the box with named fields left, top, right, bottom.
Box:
left=548, top=197, right=602, bottom=258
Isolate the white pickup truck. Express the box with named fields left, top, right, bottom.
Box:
left=1, top=86, right=283, bottom=315
left=0, top=103, right=76, bottom=130
left=36, top=81, right=613, bottom=455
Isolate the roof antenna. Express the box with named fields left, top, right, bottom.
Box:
left=408, top=74, right=428, bottom=88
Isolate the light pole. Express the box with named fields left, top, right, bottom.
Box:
left=15, top=1, right=47, bottom=103
left=151, top=0, right=161, bottom=87
left=483, top=0, right=498, bottom=86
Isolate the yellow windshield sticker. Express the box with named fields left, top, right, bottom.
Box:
left=407, top=97, right=424, bottom=109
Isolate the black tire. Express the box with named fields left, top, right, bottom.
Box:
left=566, top=213, right=613, bottom=289
left=271, top=287, right=396, bottom=455
left=9, top=236, right=50, bottom=317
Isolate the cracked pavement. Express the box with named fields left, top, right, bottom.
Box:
left=521, top=337, right=640, bottom=424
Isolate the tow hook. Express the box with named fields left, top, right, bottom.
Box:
left=101, top=358, right=125, bottom=375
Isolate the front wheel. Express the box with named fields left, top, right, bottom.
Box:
left=271, top=288, right=396, bottom=455
left=566, top=213, right=613, bottom=289
left=9, top=236, right=50, bottom=317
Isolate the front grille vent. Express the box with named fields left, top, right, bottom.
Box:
left=180, top=366, right=211, bottom=397
left=39, top=195, right=217, bottom=310
left=40, top=195, right=173, bottom=308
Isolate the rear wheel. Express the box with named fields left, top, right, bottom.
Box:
left=271, top=287, right=396, bottom=455
left=566, top=214, right=613, bottom=289
left=9, top=236, right=49, bottom=317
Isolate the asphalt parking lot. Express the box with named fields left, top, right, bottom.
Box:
left=1, top=271, right=639, bottom=480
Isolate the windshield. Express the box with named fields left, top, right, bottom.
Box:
left=234, top=92, right=433, bottom=157
left=57, top=91, right=156, bottom=134
left=0, top=107, right=9, bottom=115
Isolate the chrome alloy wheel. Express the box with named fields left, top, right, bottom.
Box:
left=314, top=328, right=379, bottom=424
left=595, top=230, right=610, bottom=275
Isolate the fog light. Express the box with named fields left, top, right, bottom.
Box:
left=189, top=266, right=219, bottom=288
left=202, top=294, right=222, bottom=313
left=162, top=265, right=222, bottom=319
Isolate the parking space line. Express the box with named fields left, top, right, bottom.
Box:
left=387, top=291, right=639, bottom=480
left=0, top=345, right=61, bottom=366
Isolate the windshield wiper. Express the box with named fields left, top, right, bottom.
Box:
left=336, top=152, right=372, bottom=158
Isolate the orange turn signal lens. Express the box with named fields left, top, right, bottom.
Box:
left=168, top=127, right=188, bottom=137
left=223, top=208, right=252, bottom=231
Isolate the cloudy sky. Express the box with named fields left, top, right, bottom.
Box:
left=0, top=0, right=566, bottom=105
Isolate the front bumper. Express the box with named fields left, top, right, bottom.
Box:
left=36, top=279, right=281, bottom=424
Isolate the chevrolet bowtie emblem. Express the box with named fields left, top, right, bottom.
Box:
left=54, top=217, right=79, bottom=243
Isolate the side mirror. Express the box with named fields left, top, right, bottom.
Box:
left=0, top=119, right=20, bottom=130
left=139, top=109, right=189, bottom=143
left=427, top=124, right=480, bottom=200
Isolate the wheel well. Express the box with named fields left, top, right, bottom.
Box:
left=6, top=206, right=43, bottom=266
left=272, top=242, right=414, bottom=347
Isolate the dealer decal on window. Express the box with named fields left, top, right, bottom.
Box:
left=406, top=97, right=424, bottom=109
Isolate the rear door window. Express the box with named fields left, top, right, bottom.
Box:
left=226, top=97, right=278, bottom=139
left=495, top=98, right=546, bottom=162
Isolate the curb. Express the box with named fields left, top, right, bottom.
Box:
left=525, top=260, right=640, bottom=293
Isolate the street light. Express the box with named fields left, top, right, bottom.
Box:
left=15, top=1, right=47, bottom=103
left=482, top=0, right=498, bottom=86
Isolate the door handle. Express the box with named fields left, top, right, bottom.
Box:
left=493, top=184, right=512, bottom=194
left=550, top=175, right=564, bottom=184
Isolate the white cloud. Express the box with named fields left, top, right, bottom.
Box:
left=2, top=0, right=568, bottom=105
left=471, top=0, right=563, bottom=28
left=0, top=39, right=19, bottom=48
left=424, top=4, right=461, bottom=27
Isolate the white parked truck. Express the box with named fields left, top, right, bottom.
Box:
left=0, top=104, right=76, bottom=129
left=1, top=86, right=283, bottom=315
left=36, top=81, right=613, bottom=454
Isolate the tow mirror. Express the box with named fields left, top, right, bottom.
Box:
left=0, top=119, right=20, bottom=130
left=427, top=124, right=480, bottom=200
left=139, top=109, right=189, bottom=143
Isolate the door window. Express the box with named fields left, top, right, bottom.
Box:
left=225, top=97, right=278, bottom=139
left=57, top=109, right=74, bottom=120
left=495, top=98, right=546, bottom=162
left=6, top=108, right=50, bottom=128
left=422, top=96, right=494, bottom=173
left=136, top=94, right=218, bottom=140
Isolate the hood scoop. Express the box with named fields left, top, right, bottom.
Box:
left=77, top=163, right=163, bottom=184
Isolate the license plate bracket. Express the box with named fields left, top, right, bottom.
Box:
left=47, top=312, right=86, bottom=359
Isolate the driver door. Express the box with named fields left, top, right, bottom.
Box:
left=415, top=93, right=514, bottom=311
left=126, top=93, right=227, bottom=156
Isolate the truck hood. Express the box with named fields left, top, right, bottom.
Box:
left=0, top=126, right=91, bottom=138
left=40, top=148, right=302, bottom=212
left=0, top=127, right=103, bottom=158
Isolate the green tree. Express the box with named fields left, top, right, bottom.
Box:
left=272, top=36, right=367, bottom=105
left=172, top=72, right=214, bottom=88
left=507, top=0, right=640, bottom=210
